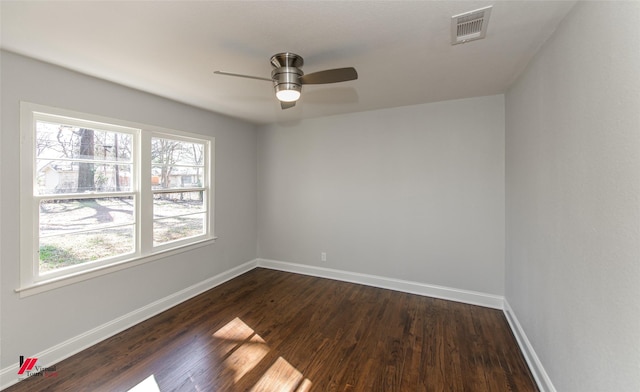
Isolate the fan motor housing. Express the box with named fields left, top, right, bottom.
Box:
left=271, top=53, right=304, bottom=100
left=272, top=66, right=303, bottom=95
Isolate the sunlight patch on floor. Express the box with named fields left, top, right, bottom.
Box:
left=212, top=317, right=256, bottom=357
left=212, top=317, right=270, bottom=382
left=208, top=317, right=313, bottom=391
left=127, top=374, right=160, bottom=392
left=250, top=357, right=313, bottom=392
left=225, top=333, right=270, bottom=382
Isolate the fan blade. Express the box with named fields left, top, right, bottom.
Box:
left=300, top=67, right=358, bottom=85
left=281, top=101, right=296, bottom=110
left=214, top=71, right=271, bottom=82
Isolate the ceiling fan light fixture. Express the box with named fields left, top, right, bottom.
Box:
left=274, top=84, right=301, bottom=102
left=214, top=52, right=357, bottom=110
left=276, top=89, right=301, bottom=102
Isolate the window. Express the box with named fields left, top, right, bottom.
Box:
left=19, top=103, right=214, bottom=294
left=151, top=136, right=207, bottom=247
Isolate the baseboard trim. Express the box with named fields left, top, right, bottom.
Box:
left=0, top=259, right=258, bottom=391
left=503, top=299, right=556, bottom=392
left=256, top=258, right=504, bottom=309
left=2, top=259, right=550, bottom=392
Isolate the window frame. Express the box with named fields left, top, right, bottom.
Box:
left=149, top=132, right=211, bottom=252
left=18, top=102, right=215, bottom=297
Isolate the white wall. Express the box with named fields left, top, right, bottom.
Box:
left=257, top=95, right=505, bottom=295
left=505, top=2, right=640, bottom=391
left=0, top=51, right=258, bottom=372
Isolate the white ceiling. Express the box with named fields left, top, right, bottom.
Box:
left=1, top=1, right=576, bottom=125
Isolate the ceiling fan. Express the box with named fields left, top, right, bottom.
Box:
left=214, top=52, right=358, bottom=110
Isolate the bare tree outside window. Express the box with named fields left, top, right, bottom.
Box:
left=152, top=138, right=181, bottom=191
left=77, top=128, right=95, bottom=192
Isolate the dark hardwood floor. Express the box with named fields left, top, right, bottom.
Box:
left=6, top=268, right=538, bottom=391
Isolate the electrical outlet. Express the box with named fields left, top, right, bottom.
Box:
left=321, top=252, right=327, bottom=262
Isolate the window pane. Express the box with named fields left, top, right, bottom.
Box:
left=151, top=137, right=204, bottom=166
left=40, top=197, right=134, bottom=237
left=36, top=121, right=133, bottom=162
left=154, top=213, right=205, bottom=245
left=153, top=192, right=205, bottom=219
left=37, top=161, right=133, bottom=194
left=151, top=166, right=204, bottom=189
left=39, top=225, right=135, bottom=273
left=151, top=137, right=205, bottom=190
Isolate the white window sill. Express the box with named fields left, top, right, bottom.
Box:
left=15, top=237, right=217, bottom=298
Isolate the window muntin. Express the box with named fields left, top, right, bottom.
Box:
left=21, top=104, right=214, bottom=291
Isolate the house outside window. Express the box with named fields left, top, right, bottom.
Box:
left=19, top=103, right=215, bottom=295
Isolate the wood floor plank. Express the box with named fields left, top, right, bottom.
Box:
left=5, top=268, right=538, bottom=392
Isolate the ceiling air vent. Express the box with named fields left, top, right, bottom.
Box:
left=451, top=6, right=492, bottom=45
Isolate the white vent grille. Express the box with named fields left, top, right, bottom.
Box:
left=451, top=6, right=492, bottom=45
